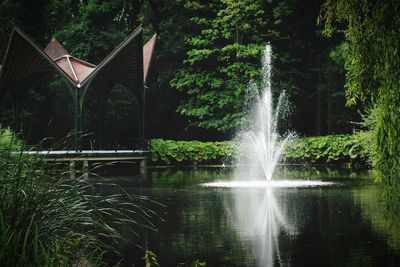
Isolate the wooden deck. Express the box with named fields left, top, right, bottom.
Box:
left=25, top=150, right=151, bottom=177
left=26, top=150, right=150, bottom=160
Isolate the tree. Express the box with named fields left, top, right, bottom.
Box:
left=321, top=0, right=400, bottom=204
left=167, top=0, right=354, bottom=137
left=171, top=0, right=300, bottom=134
left=0, top=0, right=359, bottom=143
left=139, top=0, right=199, bottom=139
left=0, top=0, right=20, bottom=60
left=56, top=0, right=140, bottom=62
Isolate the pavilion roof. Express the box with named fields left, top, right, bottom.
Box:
left=0, top=26, right=156, bottom=97
left=0, top=27, right=65, bottom=92
left=82, top=26, right=143, bottom=93
left=44, top=37, right=70, bottom=60
left=143, top=34, right=157, bottom=86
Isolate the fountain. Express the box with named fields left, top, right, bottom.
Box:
left=203, top=44, right=334, bottom=187
left=235, top=44, right=291, bottom=181
left=201, top=44, right=337, bottom=267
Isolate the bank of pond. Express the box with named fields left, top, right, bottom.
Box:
left=3, top=130, right=398, bottom=267
left=150, top=134, right=371, bottom=167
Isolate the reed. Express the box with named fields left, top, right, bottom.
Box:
left=0, top=128, right=158, bottom=266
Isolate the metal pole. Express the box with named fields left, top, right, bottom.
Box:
left=74, top=89, right=79, bottom=151
left=11, top=90, right=21, bottom=133
left=74, top=86, right=83, bottom=152
left=97, top=91, right=108, bottom=150
left=0, top=91, right=5, bottom=122
left=138, top=89, right=145, bottom=149
left=79, top=87, right=84, bottom=151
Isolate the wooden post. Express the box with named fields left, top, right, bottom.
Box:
left=69, top=161, right=75, bottom=179
left=140, top=158, right=147, bottom=175
left=83, top=160, right=89, bottom=180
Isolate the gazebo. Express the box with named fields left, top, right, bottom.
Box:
left=0, top=26, right=156, bottom=151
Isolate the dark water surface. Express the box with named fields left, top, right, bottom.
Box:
left=97, top=167, right=400, bottom=267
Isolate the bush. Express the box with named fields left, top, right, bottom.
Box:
left=0, top=128, right=22, bottom=150
left=150, top=135, right=370, bottom=166
left=150, top=139, right=237, bottom=165
left=283, top=135, right=369, bottom=165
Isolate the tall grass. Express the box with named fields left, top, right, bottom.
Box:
left=0, top=128, right=158, bottom=266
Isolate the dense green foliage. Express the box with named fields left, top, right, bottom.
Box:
left=321, top=0, right=400, bottom=203
left=151, top=139, right=235, bottom=165
left=283, top=134, right=368, bottom=165
left=170, top=0, right=269, bottom=131
left=0, top=130, right=156, bottom=266
left=0, top=0, right=360, bottom=145
left=55, top=0, right=141, bottom=63
left=163, top=0, right=356, bottom=135
left=150, top=135, right=368, bottom=166
left=0, top=128, right=21, bottom=149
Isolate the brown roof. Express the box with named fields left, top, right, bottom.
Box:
left=53, top=56, right=96, bottom=84
left=0, top=28, right=64, bottom=91
left=143, top=34, right=157, bottom=85
left=1, top=27, right=156, bottom=94
left=80, top=26, right=144, bottom=91
left=44, top=37, right=69, bottom=60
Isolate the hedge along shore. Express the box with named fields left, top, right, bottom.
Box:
left=150, top=135, right=370, bottom=167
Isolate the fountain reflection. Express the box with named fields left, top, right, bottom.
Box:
left=226, top=187, right=295, bottom=267
left=203, top=44, right=336, bottom=265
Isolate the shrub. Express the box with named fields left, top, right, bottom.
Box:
left=150, top=135, right=370, bottom=166
left=150, top=139, right=237, bottom=165
left=0, top=127, right=22, bottom=150
left=283, top=135, right=369, bottom=165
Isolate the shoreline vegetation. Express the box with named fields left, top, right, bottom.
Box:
left=150, top=134, right=371, bottom=168
left=0, top=128, right=374, bottom=266
left=0, top=128, right=158, bottom=266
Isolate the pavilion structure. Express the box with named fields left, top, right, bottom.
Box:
left=0, top=26, right=156, bottom=151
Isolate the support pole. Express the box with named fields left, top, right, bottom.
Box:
left=97, top=91, right=108, bottom=150
left=74, top=86, right=83, bottom=151
left=138, top=90, right=145, bottom=150
left=69, top=161, right=76, bottom=179
left=0, top=91, right=5, bottom=121
left=97, top=108, right=103, bottom=150
left=10, top=90, right=21, bottom=133
left=140, top=158, right=147, bottom=175
left=83, top=160, right=89, bottom=180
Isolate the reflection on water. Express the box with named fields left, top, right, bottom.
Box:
left=355, top=185, right=400, bottom=250
left=202, top=180, right=335, bottom=188
left=94, top=167, right=400, bottom=266
left=226, top=188, right=295, bottom=267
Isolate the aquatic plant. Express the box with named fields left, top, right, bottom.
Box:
left=0, top=129, right=157, bottom=266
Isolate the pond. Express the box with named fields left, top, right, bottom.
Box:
left=97, top=166, right=400, bottom=267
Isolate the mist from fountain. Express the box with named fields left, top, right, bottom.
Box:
left=200, top=44, right=337, bottom=267
left=201, top=44, right=337, bottom=266
left=202, top=44, right=335, bottom=188
left=235, top=44, right=292, bottom=181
